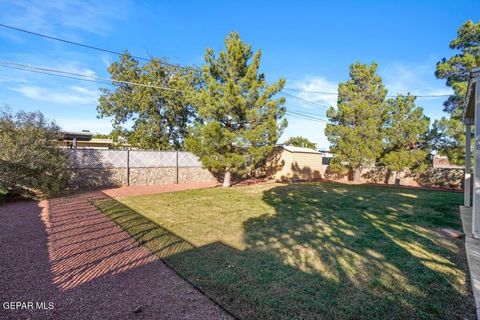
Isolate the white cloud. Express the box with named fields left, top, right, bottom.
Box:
left=279, top=76, right=338, bottom=150
left=101, top=56, right=113, bottom=68
left=0, top=0, right=131, bottom=38
left=380, top=63, right=453, bottom=98
left=0, top=54, right=98, bottom=79
left=280, top=117, right=329, bottom=150
left=288, top=76, right=338, bottom=108
left=10, top=85, right=100, bottom=105
left=57, top=65, right=97, bottom=78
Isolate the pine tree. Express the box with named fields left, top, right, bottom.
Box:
left=381, top=95, right=430, bottom=185
left=325, top=62, right=387, bottom=181
left=433, top=20, right=480, bottom=164
left=186, top=32, right=287, bottom=187
left=436, top=20, right=480, bottom=114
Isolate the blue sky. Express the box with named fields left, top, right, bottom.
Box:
left=0, top=0, right=478, bottom=149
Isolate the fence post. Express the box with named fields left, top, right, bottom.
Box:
left=175, top=150, right=178, bottom=183
left=126, top=149, right=130, bottom=186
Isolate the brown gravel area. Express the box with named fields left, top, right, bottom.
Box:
left=0, top=183, right=231, bottom=320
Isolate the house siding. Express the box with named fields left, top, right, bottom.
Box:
left=267, top=148, right=325, bottom=181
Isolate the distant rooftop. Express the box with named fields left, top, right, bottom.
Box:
left=60, top=131, right=93, bottom=141
left=278, top=144, right=321, bottom=154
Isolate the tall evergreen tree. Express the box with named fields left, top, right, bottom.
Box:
left=433, top=20, right=480, bottom=164
left=325, top=62, right=387, bottom=181
left=381, top=95, right=430, bottom=185
left=186, top=32, right=287, bottom=187
left=97, top=53, right=197, bottom=150
left=436, top=20, right=480, bottom=114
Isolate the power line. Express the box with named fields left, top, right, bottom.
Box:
left=285, top=110, right=329, bottom=123
left=283, top=87, right=452, bottom=98
left=0, top=61, right=331, bottom=123
left=0, top=61, right=185, bottom=93
left=285, top=105, right=326, bottom=118
left=0, top=64, right=112, bottom=85
left=0, top=62, right=330, bottom=110
left=0, top=23, right=453, bottom=99
left=281, top=91, right=331, bottom=110
left=0, top=23, right=195, bottom=71
left=283, top=88, right=338, bottom=95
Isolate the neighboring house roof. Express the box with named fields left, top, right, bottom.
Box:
left=60, top=131, right=93, bottom=141
left=278, top=144, right=321, bottom=154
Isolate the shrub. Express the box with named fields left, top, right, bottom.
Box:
left=0, top=108, right=69, bottom=198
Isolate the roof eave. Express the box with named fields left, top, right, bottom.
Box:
left=464, top=68, right=480, bottom=124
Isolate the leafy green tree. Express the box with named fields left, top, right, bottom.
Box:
left=186, top=32, right=287, bottom=187
left=98, top=52, right=198, bottom=150
left=325, top=62, right=387, bottom=181
left=93, top=133, right=109, bottom=139
left=0, top=108, right=69, bottom=197
left=283, top=136, right=316, bottom=149
left=381, top=95, right=430, bottom=185
left=433, top=20, right=480, bottom=164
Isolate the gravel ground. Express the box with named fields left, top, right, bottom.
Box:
left=0, top=183, right=231, bottom=320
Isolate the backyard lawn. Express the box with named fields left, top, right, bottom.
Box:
left=93, top=182, right=475, bottom=319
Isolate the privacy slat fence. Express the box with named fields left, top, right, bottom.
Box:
left=68, top=149, right=216, bottom=188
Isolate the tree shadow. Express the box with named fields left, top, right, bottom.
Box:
left=245, top=183, right=474, bottom=319
left=1, top=192, right=229, bottom=319
left=159, top=183, right=475, bottom=319
left=43, top=182, right=475, bottom=319
left=67, top=149, right=118, bottom=190
left=288, top=162, right=322, bottom=181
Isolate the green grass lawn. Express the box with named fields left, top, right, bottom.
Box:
left=93, top=182, right=475, bottom=319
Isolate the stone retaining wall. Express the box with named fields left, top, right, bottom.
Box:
left=68, top=168, right=127, bottom=189
left=68, top=167, right=217, bottom=189
left=323, top=167, right=464, bottom=189
left=66, top=149, right=218, bottom=189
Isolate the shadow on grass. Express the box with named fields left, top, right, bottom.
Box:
left=92, top=199, right=194, bottom=259
left=94, top=183, right=476, bottom=320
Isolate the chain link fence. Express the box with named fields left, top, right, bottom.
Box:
left=69, top=150, right=202, bottom=168
left=68, top=149, right=210, bottom=187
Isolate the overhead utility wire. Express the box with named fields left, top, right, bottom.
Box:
left=0, top=61, right=184, bottom=93
left=281, top=91, right=330, bottom=110
left=0, top=62, right=329, bottom=114
left=0, top=64, right=113, bottom=86
left=285, top=112, right=327, bottom=123
left=0, top=23, right=194, bottom=71
left=0, top=62, right=330, bottom=123
left=2, top=60, right=331, bottom=117
left=0, top=23, right=451, bottom=99
left=282, top=86, right=452, bottom=98
left=286, top=110, right=329, bottom=123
